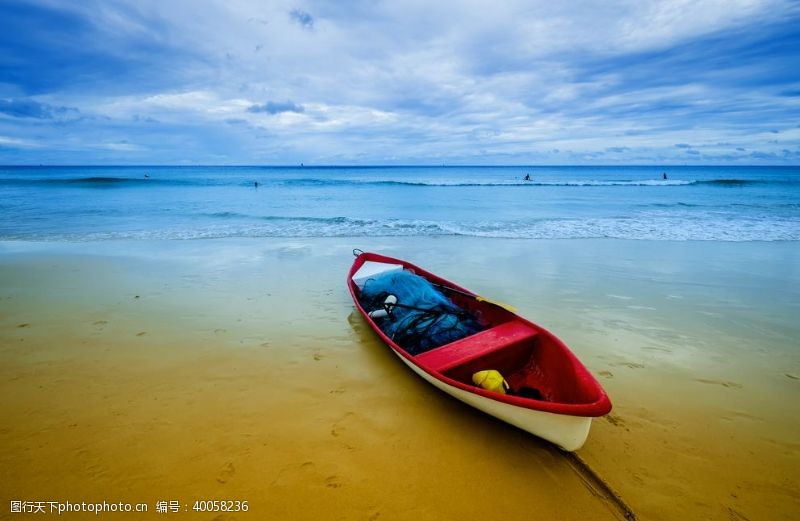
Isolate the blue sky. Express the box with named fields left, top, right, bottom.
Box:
left=0, top=0, right=799, bottom=165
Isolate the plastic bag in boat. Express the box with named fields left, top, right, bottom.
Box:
left=359, top=270, right=483, bottom=355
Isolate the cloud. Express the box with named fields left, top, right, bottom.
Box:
left=0, top=1, right=202, bottom=95
left=247, top=100, right=305, bottom=115
left=750, top=151, right=779, bottom=160
left=289, top=9, right=314, bottom=29
left=132, top=114, right=159, bottom=123
left=0, top=135, right=38, bottom=148
left=0, top=98, right=78, bottom=119
left=0, top=0, right=798, bottom=164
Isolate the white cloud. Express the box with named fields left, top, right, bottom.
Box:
left=0, top=135, right=39, bottom=148
left=2, top=0, right=798, bottom=163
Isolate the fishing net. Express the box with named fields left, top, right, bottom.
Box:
left=359, top=270, right=483, bottom=355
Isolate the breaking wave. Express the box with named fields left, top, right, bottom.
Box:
left=0, top=176, right=790, bottom=188
left=5, top=215, right=798, bottom=242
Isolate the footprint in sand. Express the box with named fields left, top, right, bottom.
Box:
left=313, top=353, right=323, bottom=361
left=93, top=320, right=108, bottom=331
left=330, top=411, right=355, bottom=438
left=696, top=378, right=743, bottom=389
left=605, top=414, right=627, bottom=428
left=612, top=362, right=645, bottom=369
left=216, top=462, right=236, bottom=484
left=136, top=331, right=147, bottom=337
left=17, top=323, right=30, bottom=328
left=598, top=370, right=614, bottom=378
left=324, top=475, right=342, bottom=489
left=785, top=373, right=799, bottom=380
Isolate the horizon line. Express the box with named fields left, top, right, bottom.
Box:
left=2, top=164, right=799, bottom=168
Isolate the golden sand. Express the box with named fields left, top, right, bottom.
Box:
left=1, top=238, right=798, bottom=520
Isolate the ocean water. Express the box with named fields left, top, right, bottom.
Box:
left=0, top=165, right=798, bottom=241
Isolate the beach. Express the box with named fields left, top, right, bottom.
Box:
left=4, top=0, right=800, bottom=517
left=1, top=237, right=798, bottom=520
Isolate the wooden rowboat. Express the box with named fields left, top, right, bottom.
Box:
left=347, top=251, right=612, bottom=451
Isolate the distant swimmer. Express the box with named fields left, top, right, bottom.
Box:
left=254, top=181, right=259, bottom=188
left=524, top=174, right=531, bottom=181
left=662, top=172, right=668, bottom=180
left=144, top=173, right=149, bottom=178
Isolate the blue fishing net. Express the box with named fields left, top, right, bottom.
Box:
left=359, top=270, right=483, bottom=355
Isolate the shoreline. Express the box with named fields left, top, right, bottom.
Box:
left=1, top=237, right=798, bottom=520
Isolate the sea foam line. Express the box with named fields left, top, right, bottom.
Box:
left=3, top=215, right=798, bottom=242
left=0, top=177, right=785, bottom=188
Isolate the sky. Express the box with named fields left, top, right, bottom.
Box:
left=0, top=0, right=799, bottom=165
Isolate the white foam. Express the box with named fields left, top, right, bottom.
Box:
left=5, top=215, right=799, bottom=242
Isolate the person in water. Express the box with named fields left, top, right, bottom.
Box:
left=662, top=172, right=668, bottom=180
left=254, top=181, right=259, bottom=188
left=524, top=174, right=531, bottom=181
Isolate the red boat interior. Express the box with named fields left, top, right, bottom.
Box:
left=414, top=307, right=598, bottom=405
left=349, top=253, right=609, bottom=411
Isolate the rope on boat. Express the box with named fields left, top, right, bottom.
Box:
left=563, top=451, right=638, bottom=521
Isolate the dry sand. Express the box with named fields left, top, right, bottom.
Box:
left=1, top=238, right=798, bottom=520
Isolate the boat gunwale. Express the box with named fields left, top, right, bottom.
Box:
left=347, top=251, right=612, bottom=418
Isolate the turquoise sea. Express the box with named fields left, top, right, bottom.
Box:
left=1, top=165, right=798, bottom=241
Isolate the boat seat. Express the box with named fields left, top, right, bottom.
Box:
left=414, top=320, right=538, bottom=373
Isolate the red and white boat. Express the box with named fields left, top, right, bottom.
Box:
left=347, top=251, right=612, bottom=451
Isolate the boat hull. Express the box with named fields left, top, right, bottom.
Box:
left=395, top=352, right=593, bottom=451
left=347, top=251, right=610, bottom=451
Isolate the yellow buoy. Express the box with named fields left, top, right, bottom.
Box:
left=472, top=370, right=510, bottom=394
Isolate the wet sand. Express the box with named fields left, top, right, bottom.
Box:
left=1, top=238, right=798, bottom=520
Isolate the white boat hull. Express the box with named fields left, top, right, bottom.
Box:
left=396, top=353, right=593, bottom=451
